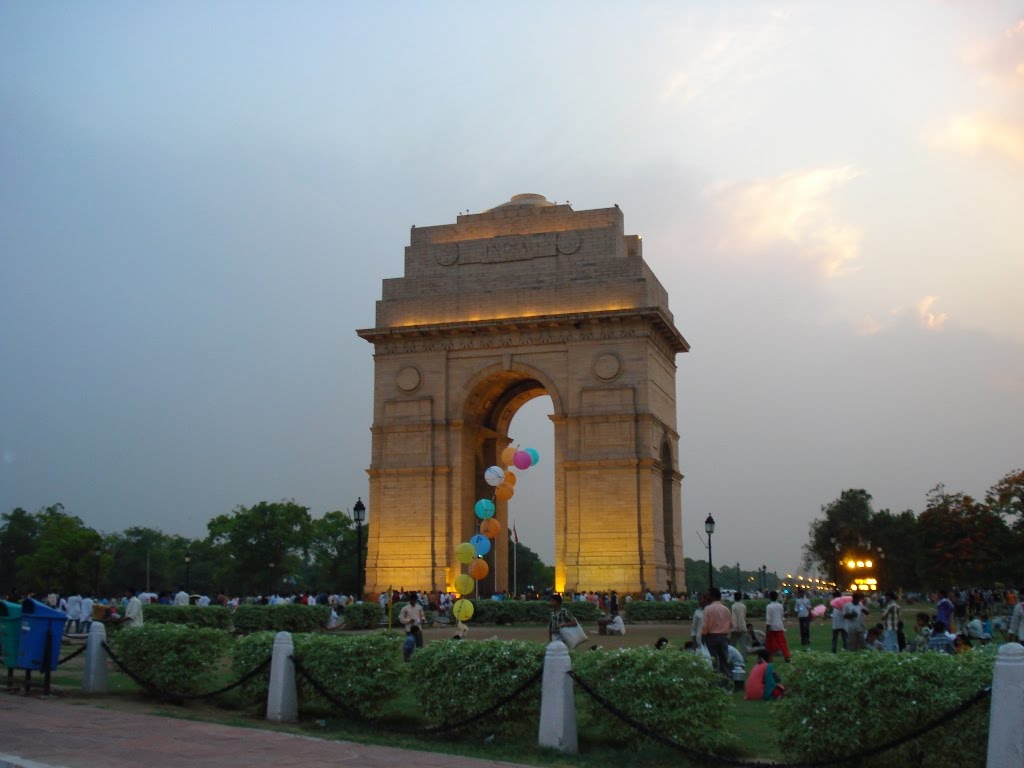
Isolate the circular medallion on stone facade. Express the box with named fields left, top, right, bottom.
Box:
left=592, top=352, right=623, bottom=382
left=395, top=365, right=422, bottom=393
left=435, top=243, right=459, bottom=266
left=556, top=230, right=582, bottom=255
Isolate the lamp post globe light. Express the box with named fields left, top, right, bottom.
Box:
left=704, top=514, right=715, bottom=590
left=353, top=497, right=367, bottom=599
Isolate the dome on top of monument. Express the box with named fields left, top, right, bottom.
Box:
left=488, top=193, right=556, bottom=210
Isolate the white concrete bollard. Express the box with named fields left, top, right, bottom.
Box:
left=265, top=631, right=297, bottom=723
left=81, top=621, right=108, bottom=693
left=538, top=639, right=577, bottom=753
left=986, top=642, right=1024, bottom=768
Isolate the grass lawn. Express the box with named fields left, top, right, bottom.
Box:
left=37, top=617, right=840, bottom=766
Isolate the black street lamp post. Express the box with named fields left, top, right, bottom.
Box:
left=760, top=564, right=767, bottom=593
left=353, top=497, right=366, bottom=598
left=94, top=547, right=102, bottom=596
left=704, top=514, right=715, bottom=590
left=736, top=562, right=741, bottom=595
left=185, top=551, right=192, bottom=593
left=268, top=562, right=275, bottom=599
left=830, top=536, right=838, bottom=585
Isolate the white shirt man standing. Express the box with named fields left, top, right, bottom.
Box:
left=123, top=589, right=144, bottom=627
left=174, top=588, right=189, bottom=606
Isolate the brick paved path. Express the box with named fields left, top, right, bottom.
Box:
left=0, top=695, right=528, bottom=768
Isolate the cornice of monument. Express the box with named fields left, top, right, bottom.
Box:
left=357, top=306, right=689, bottom=356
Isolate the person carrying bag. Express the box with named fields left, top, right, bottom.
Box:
left=548, top=594, right=587, bottom=649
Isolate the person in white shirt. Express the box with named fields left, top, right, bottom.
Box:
left=1008, top=601, right=1024, bottom=642
left=606, top=614, right=626, bottom=635
left=80, top=595, right=94, bottom=633
left=66, top=593, right=82, bottom=634
left=197, top=595, right=211, bottom=607
left=122, top=588, right=143, bottom=627
left=795, top=589, right=812, bottom=646
left=174, top=588, right=189, bottom=606
left=764, top=591, right=791, bottom=662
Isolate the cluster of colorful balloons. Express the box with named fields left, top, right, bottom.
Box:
left=451, top=443, right=541, bottom=619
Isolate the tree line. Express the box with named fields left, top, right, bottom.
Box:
left=0, top=499, right=554, bottom=598
left=802, top=468, right=1023, bottom=590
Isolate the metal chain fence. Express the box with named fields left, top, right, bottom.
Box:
left=289, top=653, right=543, bottom=736
left=56, top=644, right=87, bottom=666
left=100, top=642, right=272, bottom=703
left=568, top=669, right=992, bottom=768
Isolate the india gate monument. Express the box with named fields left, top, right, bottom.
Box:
left=357, top=194, right=689, bottom=597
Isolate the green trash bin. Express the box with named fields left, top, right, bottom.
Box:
left=0, top=600, right=22, bottom=669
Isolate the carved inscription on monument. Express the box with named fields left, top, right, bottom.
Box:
left=430, top=230, right=584, bottom=267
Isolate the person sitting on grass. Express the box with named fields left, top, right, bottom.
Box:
left=744, top=648, right=785, bottom=701
left=606, top=613, right=626, bottom=635
left=745, top=622, right=766, bottom=651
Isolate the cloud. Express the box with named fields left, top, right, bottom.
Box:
left=937, top=18, right=1024, bottom=165
left=705, top=166, right=862, bottom=278
left=936, top=113, right=1024, bottom=163
left=917, top=296, right=948, bottom=331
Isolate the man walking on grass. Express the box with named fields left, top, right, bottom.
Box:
left=765, top=591, right=791, bottom=663
left=701, top=587, right=733, bottom=682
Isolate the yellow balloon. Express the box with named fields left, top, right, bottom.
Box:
left=455, top=542, right=475, bottom=565
left=495, top=483, right=514, bottom=501
left=500, top=446, right=517, bottom=467
left=504, top=470, right=517, bottom=486
left=480, top=518, right=501, bottom=539
left=468, top=558, right=489, bottom=580
left=454, top=573, right=475, bottom=596
left=452, top=598, right=475, bottom=621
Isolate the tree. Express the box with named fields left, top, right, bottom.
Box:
left=12, top=504, right=102, bottom=595
left=206, top=500, right=312, bottom=595
left=916, top=485, right=1010, bottom=588
left=802, top=489, right=876, bottom=583
left=507, top=539, right=553, bottom=594
left=103, top=527, right=196, bottom=595
left=986, top=468, right=1024, bottom=578
left=303, top=510, right=367, bottom=594
left=867, top=509, right=921, bottom=591
left=0, top=507, right=40, bottom=594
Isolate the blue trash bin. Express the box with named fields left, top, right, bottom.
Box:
left=17, top=598, right=66, bottom=672
left=0, top=600, right=23, bottom=669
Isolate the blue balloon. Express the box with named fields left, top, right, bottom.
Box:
left=474, top=499, right=496, bottom=519
left=470, top=534, right=491, bottom=557
left=526, top=448, right=540, bottom=466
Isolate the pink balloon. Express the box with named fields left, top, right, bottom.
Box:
left=513, top=450, right=532, bottom=470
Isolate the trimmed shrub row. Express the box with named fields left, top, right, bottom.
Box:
left=108, top=623, right=997, bottom=763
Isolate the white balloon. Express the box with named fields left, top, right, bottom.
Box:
left=484, top=465, right=505, bottom=487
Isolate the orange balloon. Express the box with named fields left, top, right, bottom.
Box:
left=468, top=558, right=490, bottom=580
left=500, top=446, right=517, bottom=467
left=504, top=470, right=517, bottom=486
left=495, top=483, right=514, bottom=501
left=480, top=518, right=501, bottom=538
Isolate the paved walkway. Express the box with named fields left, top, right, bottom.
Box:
left=0, top=695, right=528, bottom=768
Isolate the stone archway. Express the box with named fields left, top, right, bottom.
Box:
left=357, top=194, right=689, bottom=598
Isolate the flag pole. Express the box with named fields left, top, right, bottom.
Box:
left=513, top=521, right=518, bottom=598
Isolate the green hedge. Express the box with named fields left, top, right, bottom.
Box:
left=232, top=604, right=330, bottom=634
left=409, top=638, right=545, bottom=736
left=623, top=600, right=696, bottom=622
left=231, top=630, right=406, bottom=718
left=572, top=646, right=737, bottom=752
left=776, top=650, right=994, bottom=764
left=344, top=602, right=383, bottom=629
left=142, top=605, right=232, bottom=630
left=448, top=599, right=602, bottom=625
left=108, top=623, right=232, bottom=696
